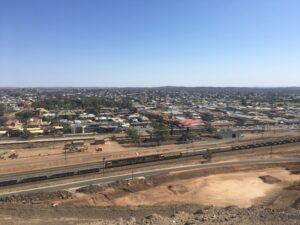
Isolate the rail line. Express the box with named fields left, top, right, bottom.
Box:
left=0, top=136, right=299, bottom=187
left=1, top=158, right=300, bottom=197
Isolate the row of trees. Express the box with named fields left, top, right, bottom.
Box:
left=32, top=96, right=133, bottom=114
left=125, top=122, right=213, bottom=161
left=0, top=104, right=5, bottom=117
left=126, top=120, right=217, bottom=146
left=126, top=121, right=169, bottom=146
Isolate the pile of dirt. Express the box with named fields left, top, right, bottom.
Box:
left=167, top=184, right=189, bottom=194
left=76, top=184, right=104, bottom=194
left=259, top=175, right=281, bottom=184
left=106, top=177, right=153, bottom=191
left=286, top=165, right=300, bottom=175
left=286, top=181, right=300, bottom=191
left=290, top=170, right=300, bottom=175
left=0, top=191, right=72, bottom=204
left=75, top=178, right=153, bottom=196
left=107, top=179, right=131, bottom=188
left=291, top=197, right=300, bottom=209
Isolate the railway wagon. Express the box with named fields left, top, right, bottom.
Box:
left=49, top=171, right=75, bottom=179
left=180, top=149, right=206, bottom=157
left=207, top=146, right=233, bottom=153
left=291, top=137, right=300, bottom=142
left=105, top=154, right=164, bottom=168
left=232, top=146, right=241, bottom=150
left=243, top=144, right=251, bottom=149
left=163, top=151, right=181, bottom=159
left=246, top=144, right=254, bottom=149
left=217, top=146, right=233, bottom=152
left=20, top=175, right=48, bottom=184
left=263, top=142, right=272, bottom=146
left=0, top=179, right=18, bottom=187
left=77, top=167, right=100, bottom=175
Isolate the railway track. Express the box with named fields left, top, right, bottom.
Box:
left=0, top=135, right=299, bottom=187
left=1, top=158, right=300, bottom=197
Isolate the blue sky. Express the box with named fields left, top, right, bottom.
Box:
left=0, top=0, right=300, bottom=87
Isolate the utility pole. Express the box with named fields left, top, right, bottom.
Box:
left=131, top=168, right=134, bottom=180
left=102, top=157, right=106, bottom=175
left=270, top=145, right=273, bottom=159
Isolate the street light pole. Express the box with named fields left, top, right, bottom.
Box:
left=131, top=168, right=134, bottom=180
left=270, top=145, right=273, bottom=159
left=102, top=157, right=106, bottom=175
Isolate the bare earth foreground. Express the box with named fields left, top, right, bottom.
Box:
left=1, top=163, right=300, bottom=224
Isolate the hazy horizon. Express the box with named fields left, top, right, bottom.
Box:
left=0, top=86, right=300, bottom=89
left=1, top=0, right=300, bottom=87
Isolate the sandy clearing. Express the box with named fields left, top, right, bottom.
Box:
left=111, top=167, right=300, bottom=207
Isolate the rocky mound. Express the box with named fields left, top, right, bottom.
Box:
left=76, top=205, right=300, bottom=225
left=76, top=184, right=104, bottom=194
left=286, top=181, right=300, bottom=191
left=168, top=184, right=189, bottom=194
left=0, top=190, right=72, bottom=204
left=259, top=175, right=281, bottom=184
left=0, top=203, right=299, bottom=224
left=291, top=197, right=300, bottom=209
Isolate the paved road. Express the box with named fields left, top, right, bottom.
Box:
left=0, top=158, right=299, bottom=197
left=0, top=136, right=96, bottom=145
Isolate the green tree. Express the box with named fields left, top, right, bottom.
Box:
left=0, top=104, right=6, bottom=117
left=0, top=116, right=8, bottom=126
left=152, top=121, right=169, bottom=145
left=15, top=110, right=34, bottom=123
left=111, top=135, right=117, bottom=142
left=180, top=132, right=197, bottom=143
left=241, top=98, right=247, bottom=106
left=201, top=112, right=214, bottom=122
left=204, top=123, right=216, bottom=134
left=125, top=128, right=140, bottom=145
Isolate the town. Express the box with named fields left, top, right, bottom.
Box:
left=1, top=87, right=300, bottom=141
left=1, top=87, right=300, bottom=225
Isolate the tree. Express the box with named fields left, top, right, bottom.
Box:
left=125, top=128, right=140, bottom=145
left=201, top=112, right=214, bottom=122
left=0, top=116, right=8, bottom=126
left=111, top=135, right=117, bottom=142
left=15, top=110, right=34, bottom=123
left=0, top=104, right=5, bottom=117
left=152, top=121, right=169, bottom=145
left=241, top=98, right=247, bottom=106
left=204, top=123, right=216, bottom=134
left=179, top=132, right=197, bottom=143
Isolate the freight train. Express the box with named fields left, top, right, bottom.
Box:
left=0, top=136, right=299, bottom=187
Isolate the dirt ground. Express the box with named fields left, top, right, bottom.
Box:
left=44, top=165, right=299, bottom=209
